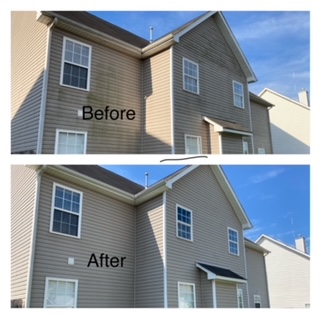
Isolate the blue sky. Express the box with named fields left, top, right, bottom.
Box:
left=90, top=11, right=310, bottom=102
left=101, top=164, right=310, bottom=253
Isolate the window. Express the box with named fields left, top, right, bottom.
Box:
left=243, top=140, right=249, bottom=154
left=233, top=81, right=244, bottom=108
left=178, top=282, right=196, bottom=308
left=237, top=288, right=244, bottom=308
left=176, top=205, right=193, bottom=241
left=61, top=37, right=91, bottom=90
left=258, top=148, right=266, bottom=154
left=51, top=183, right=82, bottom=238
left=55, top=130, right=87, bottom=154
left=44, top=278, right=78, bottom=308
left=254, top=295, right=261, bottom=308
left=228, top=227, right=239, bottom=255
left=185, top=135, right=202, bottom=154
left=183, top=58, right=199, bottom=94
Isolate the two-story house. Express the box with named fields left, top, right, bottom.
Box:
left=12, top=164, right=271, bottom=308
left=12, top=11, right=273, bottom=154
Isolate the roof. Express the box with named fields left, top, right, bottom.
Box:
left=249, top=91, right=274, bottom=108
left=197, top=263, right=246, bottom=283
left=244, top=237, right=270, bottom=254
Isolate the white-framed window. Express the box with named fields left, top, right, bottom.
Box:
left=55, top=129, right=87, bottom=154
left=254, top=295, right=261, bottom=308
left=242, top=140, right=249, bottom=154
left=61, top=37, right=91, bottom=90
left=44, top=277, right=78, bottom=308
left=237, top=288, right=244, bottom=308
left=176, top=205, right=193, bottom=241
left=178, top=282, right=196, bottom=308
left=50, top=183, right=83, bottom=238
left=183, top=58, right=199, bottom=94
left=185, top=135, right=202, bottom=154
left=233, top=80, right=244, bottom=108
left=258, top=147, right=266, bottom=154
left=228, top=227, right=239, bottom=255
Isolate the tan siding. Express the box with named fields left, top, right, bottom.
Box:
left=216, top=282, right=237, bottom=308
left=42, top=28, right=142, bottom=154
left=173, top=16, right=251, bottom=154
left=209, top=127, right=221, bottom=154
left=251, top=102, right=273, bottom=154
left=166, top=166, right=246, bottom=307
left=259, top=238, right=310, bottom=308
left=135, top=195, right=164, bottom=307
left=245, top=246, right=269, bottom=307
left=142, top=50, right=172, bottom=153
left=30, top=173, right=136, bottom=307
left=11, top=12, right=48, bottom=154
left=11, top=166, right=37, bottom=307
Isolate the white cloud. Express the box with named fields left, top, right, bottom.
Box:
left=250, top=168, right=285, bottom=184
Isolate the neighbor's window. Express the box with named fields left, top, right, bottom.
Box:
left=177, top=205, right=193, bottom=241
left=183, top=58, right=199, bottom=94
left=228, top=227, right=239, bottom=255
left=178, top=282, right=196, bottom=308
left=254, top=295, right=261, bottom=308
left=51, top=183, right=82, bottom=238
left=185, top=135, right=202, bottom=154
left=233, top=81, right=244, bottom=108
left=55, top=130, right=87, bottom=154
left=44, top=278, right=78, bottom=308
left=61, top=37, right=91, bottom=90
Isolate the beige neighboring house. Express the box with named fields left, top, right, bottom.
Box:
left=259, top=88, right=310, bottom=154
left=256, top=235, right=310, bottom=308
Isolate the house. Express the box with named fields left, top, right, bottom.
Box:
left=256, top=234, right=310, bottom=308
left=11, top=11, right=273, bottom=154
left=11, top=164, right=270, bottom=308
left=259, top=88, right=310, bottom=154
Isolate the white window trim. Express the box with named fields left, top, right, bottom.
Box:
left=178, top=282, right=196, bottom=308
left=54, top=129, right=88, bottom=154
left=242, top=139, right=249, bottom=155
left=50, top=182, right=83, bottom=239
left=44, top=277, right=78, bottom=308
left=233, top=80, right=244, bottom=109
left=254, top=294, right=261, bottom=308
left=176, top=204, right=193, bottom=242
left=184, top=134, right=202, bottom=154
left=237, top=287, right=244, bottom=308
left=228, top=227, right=240, bottom=256
left=183, top=57, right=199, bottom=94
left=60, top=36, right=92, bottom=91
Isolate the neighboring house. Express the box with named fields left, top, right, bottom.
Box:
left=256, top=234, right=310, bottom=308
left=259, top=88, right=310, bottom=154
left=11, top=164, right=270, bottom=308
left=12, top=11, right=273, bottom=154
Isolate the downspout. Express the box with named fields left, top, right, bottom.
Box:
left=163, top=191, right=168, bottom=307
left=36, top=18, right=57, bottom=154
left=242, top=235, right=250, bottom=307
left=246, top=88, right=254, bottom=154
left=25, top=165, right=46, bottom=307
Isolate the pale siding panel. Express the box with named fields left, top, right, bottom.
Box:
left=173, top=16, right=251, bottom=154
left=143, top=50, right=172, bottom=153
left=30, top=173, right=136, bottom=307
left=135, top=195, right=164, bottom=307
left=11, top=166, right=37, bottom=307
left=42, top=28, right=142, bottom=154
left=11, top=12, right=48, bottom=154
left=166, top=166, right=246, bottom=307
left=216, top=282, right=237, bottom=308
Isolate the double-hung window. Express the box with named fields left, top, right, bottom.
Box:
left=55, top=129, right=87, bottom=154
left=183, top=58, right=199, bottom=94
left=254, top=295, right=261, bottom=308
left=51, top=183, right=82, bottom=238
left=228, top=227, right=239, bottom=255
left=61, top=37, right=91, bottom=90
left=176, top=205, right=193, bottom=241
left=44, top=277, right=78, bottom=308
left=178, top=282, right=196, bottom=308
left=233, top=81, right=244, bottom=108
left=237, top=288, right=244, bottom=308
left=185, top=135, right=202, bottom=154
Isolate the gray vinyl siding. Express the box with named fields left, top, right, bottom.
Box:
left=11, top=166, right=37, bottom=307
left=216, top=282, right=237, bottom=308
left=166, top=166, right=246, bottom=307
left=221, top=133, right=243, bottom=154
left=11, top=12, right=48, bottom=154
left=135, top=195, right=164, bottom=307
left=251, top=102, right=273, bottom=154
left=142, top=50, right=172, bottom=153
left=245, top=247, right=269, bottom=308
left=172, top=16, right=251, bottom=154
left=42, top=28, right=142, bottom=154
left=200, top=271, right=213, bottom=307
left=30, top=173, right=136, bottom=307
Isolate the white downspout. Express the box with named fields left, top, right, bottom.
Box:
left=163, top=191, right=168, bottom=307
